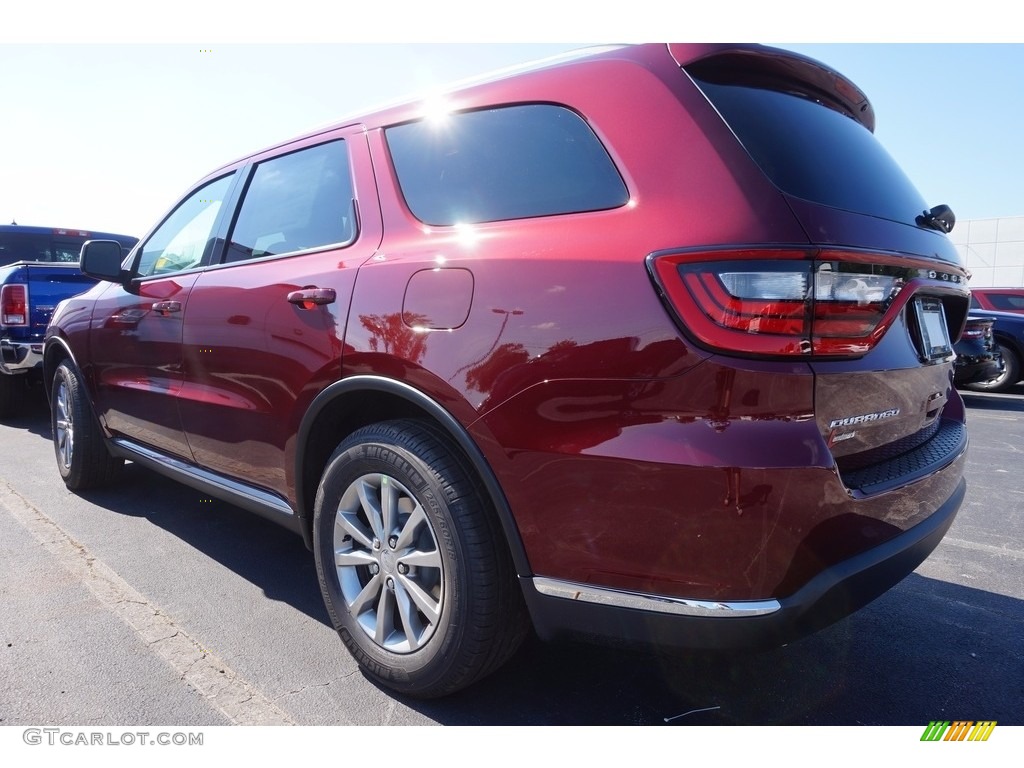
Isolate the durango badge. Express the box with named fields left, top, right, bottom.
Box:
left=828, top=409, right=901, bottom=430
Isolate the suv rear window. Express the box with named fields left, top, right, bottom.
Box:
left=691, top=73, right=928, bottom=226
left=385, top=104, right=628, bottom=226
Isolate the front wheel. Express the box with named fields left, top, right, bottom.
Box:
left=313, top=419, right=527, bottom=698
left=51, top=361, right=123, bottom=489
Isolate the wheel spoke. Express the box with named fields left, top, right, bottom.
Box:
left=399, top=548, right=441, bottom=570
left=394, top=502, right=427, bottom=550
left=335, top=511, right=373, bottom=549
left=398, top=573, right=441, bottom=624
left=347, top=573, right=382, bottom=615
left=334, top=549, right=376, bottom=568
left=393, top=581, right=424, bottom=650
left=381, top=477, right=400, bottom=539
left=356, top=477, right=386, bottom=541
left=373, top=588, right=395, bottom=645
left=56, top=387, right=68, bottom=420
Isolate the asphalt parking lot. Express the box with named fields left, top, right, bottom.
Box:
left=1, top=385, right=1021, bottom=726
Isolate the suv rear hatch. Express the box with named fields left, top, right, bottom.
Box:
left=668, top=44, right=970, bottom=491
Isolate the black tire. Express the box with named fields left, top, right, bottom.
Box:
left=0, top=374, right=21, bottom=420
left=51, top=361, right=123, bottom=489
left=965, top=343, right=1020, bottom=393
left=313, top=419, right=528, bottom=698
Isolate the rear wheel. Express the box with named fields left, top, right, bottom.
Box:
left=51, top=361, right=123, bottom=489
left=313, top=419, right=527, bottom=698
left=965, top=343, right=1020, bottom=393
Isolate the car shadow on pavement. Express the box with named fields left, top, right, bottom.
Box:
left=76, top=463, right=330, bottom=626
left=0, top=384, right=54, bottom=440
left=398, top=573, right=1024, bottom=725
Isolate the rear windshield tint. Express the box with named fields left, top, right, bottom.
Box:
left=692, top=75, right=928, bottom=226
left=0, top=233, right=82, bottom=266
left=385, top=104, right=628, bottom=226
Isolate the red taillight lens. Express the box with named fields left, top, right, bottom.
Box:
left=1, top=284, right=29, bottom=326
left=651, top=250, right=913, bottom=357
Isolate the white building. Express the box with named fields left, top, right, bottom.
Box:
left=950, top=215, right=1024, bottom=287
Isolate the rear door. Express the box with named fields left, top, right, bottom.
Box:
left=176, top=128, right=382, bottom=501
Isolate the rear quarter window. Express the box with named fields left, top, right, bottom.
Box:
left=385, top=104, right=628, bottom=226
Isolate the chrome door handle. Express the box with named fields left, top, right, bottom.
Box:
left=287, top=287, right=336, bottom=308
left=152, top=301, right=182, bottom=315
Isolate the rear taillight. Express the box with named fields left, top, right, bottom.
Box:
left=650, top=249, right=964, bottom=358
left=1, top=284, right=29, bottom=326
left=960, top=321, right=992, bottom=341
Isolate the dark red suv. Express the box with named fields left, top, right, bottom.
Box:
left=44, top=43, right=970, bottom=697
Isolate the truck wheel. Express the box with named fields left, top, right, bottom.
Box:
left=313, top=419, right=527, bottom=698
left=51, top=361, right=123, bottom=489
left=966, top=343, right=1020, bottom=393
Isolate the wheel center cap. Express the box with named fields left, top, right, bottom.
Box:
left=380, top=549, right=397, bottom=574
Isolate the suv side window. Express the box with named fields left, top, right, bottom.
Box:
left=136, top=174, right=235, bottom=278
left=385, top=104, right=628, bottom=226
left=224, top=140, right=355, bottom=263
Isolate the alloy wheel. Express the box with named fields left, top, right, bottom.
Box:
left=54, top=379, right=74, bottom=470
left=332, top=473, right=443, bottom=653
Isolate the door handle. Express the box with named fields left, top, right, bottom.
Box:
left=152, top=301, right=182, bottom=316
left=287, top=287, right=336, bottom=309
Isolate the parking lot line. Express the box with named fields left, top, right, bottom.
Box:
left=0, top=482, right=295, bottom=726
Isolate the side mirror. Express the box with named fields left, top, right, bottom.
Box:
left=80, top=240, right=129, bottom=282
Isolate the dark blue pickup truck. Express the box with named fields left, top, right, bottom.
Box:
left=1, top=225, right=137, bottom=417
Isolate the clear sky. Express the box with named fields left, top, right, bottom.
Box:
left=2, top=4, right=1022, bottom=239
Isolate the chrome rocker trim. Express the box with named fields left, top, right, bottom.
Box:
left=533, top=577, right=781, bottom=617
left=109, top=437, right=299, bottom=531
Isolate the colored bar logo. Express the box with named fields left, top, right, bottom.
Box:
left=921, top=721, right=997, bottom=741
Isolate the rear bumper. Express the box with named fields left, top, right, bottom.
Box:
left=953, top=356, right=1004, bottom=386
left=522, top=475, right=965, bottom=651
